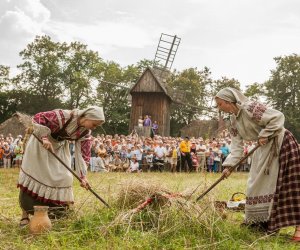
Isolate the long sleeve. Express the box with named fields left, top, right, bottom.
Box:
left=33, top=111, right=61, bottom=134
left=245, top=101, right=285, bottom=138
left=74, top=132, right=92, bottom=177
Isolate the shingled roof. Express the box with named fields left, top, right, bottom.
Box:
left=0, top=112, right=32, bottom=138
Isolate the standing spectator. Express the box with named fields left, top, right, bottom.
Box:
left=220, top=142, right=230, bottom=163
left=153, top=141, right=166, bottom=172
left=0, top=144, right=4, bottom=167
left=14, top=141, right=24, bottom=168
left=90, top=139, right=99, bottom=172
left=143, top=115, right=152, bottom=127
left=196, top=139, right=206, bottom=171
left=179, top=137, right=193, bottom=172
left=190, top=141, right=197, bottom=154
left=138, top=116, right=144, bottom=127
left=213, top=144, right=222, bottom=173
left=165, top=144, right=172, bottom=171
left=3, top=143, right=11, bottom=168
left=191, top=152, right=199, bottom=172
left=207, top=148, right=215, bottom=173
left=152, top=121, right=159, bottom=135
left=145, top=149, right=154, bottom=171
left=170, top=145, right=178, bottom=173
left=132, top=144, right=143, bottom=170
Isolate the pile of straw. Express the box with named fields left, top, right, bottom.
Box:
left=104, top=180, right=225, bottom=236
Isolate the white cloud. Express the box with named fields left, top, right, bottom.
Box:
left=0, top=0, right=51, bottom=66
left=0, top=0, right=300, bottom=86
left=45, top=20, right=155, bottom=51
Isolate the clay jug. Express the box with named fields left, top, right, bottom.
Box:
left=29, top=206, right=52, bottom=234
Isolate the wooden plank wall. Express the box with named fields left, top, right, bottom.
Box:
left=129, top=93, right=171, bottom=136
left=131, top=70, right=164, bottom=93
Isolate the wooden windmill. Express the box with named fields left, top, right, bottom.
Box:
left=129, top=34, right=181, bottom=136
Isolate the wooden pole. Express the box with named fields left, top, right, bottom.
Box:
left=196, top=144, right=260, bottom=202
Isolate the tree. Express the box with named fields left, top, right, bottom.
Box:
left=0, top=65, right=15, bottom=123
left=167, top=67, right=212, bottom=136
left=0, top=65, right=9, bottom=88
left=15, top=35, right=65, bottom=112
left=61, top=42, right=105, bottom=108
left=96, top=62, right=131, bottom=135
left=244, top=83, right=265, bottom=101
left=211, top=76, right=241, bottom=96
left=265, top=54, right=300, bottom=139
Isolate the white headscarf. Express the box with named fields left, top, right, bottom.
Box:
left=78, top=106, right=105, bottom=122
left=215, top=87, right=248, bottom=106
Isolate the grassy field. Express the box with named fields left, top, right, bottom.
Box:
left=0, top=169, right=298, bottom=250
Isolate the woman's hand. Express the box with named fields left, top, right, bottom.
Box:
left=42, top=138, right=54, bottom=152
left=80, top=176, right=90, bottom=190
left=258, top=137, right=268, bottom=146
left=222, top=168, right=232, bottom=178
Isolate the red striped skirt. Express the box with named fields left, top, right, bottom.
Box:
left=269, top=130, right=300, bottom=232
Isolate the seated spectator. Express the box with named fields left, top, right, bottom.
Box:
left=128, top=155, right=139, bottom=173
left=98, top=143, right=108, bottom=167
left=108, top=152, right=123, bottom=172
left=94, top=154, right=107, bottom=172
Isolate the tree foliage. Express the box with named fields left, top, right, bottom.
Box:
left=265, top=54, right=300, bottom=139
left=61, top=42, right=105, bottom=108
left=2, top=35, right=300, bottom=138
left=244, top=83, right=265, bottom=101
left=168, top=67, right=212, bottom=136
left=15, top=36, right=66, bottom=111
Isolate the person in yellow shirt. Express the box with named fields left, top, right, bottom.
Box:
left=179, top=136, right=193, bottom=172
left=170, top=145, right=177, bottom=173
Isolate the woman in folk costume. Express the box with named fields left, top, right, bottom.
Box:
left=18, top=106, right=105, bottom=226
left=215, top=87, right=300, bottom=241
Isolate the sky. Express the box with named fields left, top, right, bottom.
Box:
left=1, top=0, right=300, bottom=88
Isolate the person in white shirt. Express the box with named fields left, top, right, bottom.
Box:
left=128, top=155, right=139, bottom=173
left=153, top=141, right=166, bottom=172
left=196, top=139, right=207, bottom=172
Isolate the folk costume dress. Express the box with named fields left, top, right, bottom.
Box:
left=217, top=88, right=300, bottom=232
left=17, top=107, right=104, bottom=213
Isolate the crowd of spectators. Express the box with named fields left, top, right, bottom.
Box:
left=0, top=131, right=257, bottom=173
left=0, top=133, right=24, bottom=168
left=80, top=131, right=257, bottom=173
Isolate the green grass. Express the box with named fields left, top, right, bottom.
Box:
left=0, top=169, right=298, bottom=250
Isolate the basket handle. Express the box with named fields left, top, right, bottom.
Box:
left=231, top=192, right=246, bottom=201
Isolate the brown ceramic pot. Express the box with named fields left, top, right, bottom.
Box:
left=29, top=206, right=52, bottom=234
